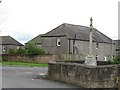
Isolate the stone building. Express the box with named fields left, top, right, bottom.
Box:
left=114, top=40, right=120, bottom=57
left=41, top=23, right=116, bottom=61
left=25, top=34, right=43, bottom=48
left=0, top=36, right=24, bottom=54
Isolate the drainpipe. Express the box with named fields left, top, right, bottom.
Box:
left=68, top=39, right=70, bottom=54
left=6, top=44, right=7, bottom=54
left=73, top=34, right=76, bottom=55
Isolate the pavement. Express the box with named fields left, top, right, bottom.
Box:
left=2, top=66, right=80, bottom=88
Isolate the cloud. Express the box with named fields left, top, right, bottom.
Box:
left=12, top=32, right=34, bottom=44
left=15, top=33, right=34, bottom=42
left=1, top=30, right=34, bottom=44
left=0, top=0, right=119, bottom=45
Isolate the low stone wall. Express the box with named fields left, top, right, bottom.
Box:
left=60, top=54, right=85, bottom=61
left=2, top=54, right=60, bottom=64
left=48, top=61, right=120, bottom=88
left=56, top=60, right=110, bottom=65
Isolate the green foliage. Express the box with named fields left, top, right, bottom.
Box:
left=25, top=42, right=46, bottom=55
left=2, top=61, right=48, bottom=67
left=108, top=56, right=120, bottom=64
left=16, top=48, right=26, bottom=54
left=2, top=56, right=8, bottom=61
left=25, top=43, right=36, bottom=54
left=8, top=49, right=16, bottom=54
left=33, top=48, right=46, bottom=55
left=8, top=43, right=46, bottom=55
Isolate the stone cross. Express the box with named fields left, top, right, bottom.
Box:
left=84, top=17, right=97, bottom=66
left=89, top=17, right=93, bottom=56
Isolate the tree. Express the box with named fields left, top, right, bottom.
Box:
left=16, top=48, right=26, bottom=54
left=25, top=42, right=46, bottom=55
left=8, top=43, right=46, bottom=55
left=8, top=49, right=16, bottom=54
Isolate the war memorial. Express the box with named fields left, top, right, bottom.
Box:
left=47, top=18, right=120, bottom=89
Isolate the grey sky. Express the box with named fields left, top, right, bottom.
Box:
left=0, top=0, right=119, bottom=44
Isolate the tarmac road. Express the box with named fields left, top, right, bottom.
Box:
left=2, top=66, right=79, bottom=88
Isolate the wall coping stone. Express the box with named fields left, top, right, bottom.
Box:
left=48, top=61, right=120, bottom=68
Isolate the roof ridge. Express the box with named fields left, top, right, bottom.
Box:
left=25, top=34, right=43, bottom=44
left=0, top=35, right=10, bottom=37
left=63, top=23, right=90, bottom=28
left=0, top=35, right=23, bottom=46
left=41, top=23, right=112, bottom=44
left=114, top=39, right=120, bottom=41
left=9, top=36, right=24, bottom=46
left=43, top=23, right=66, bottom=36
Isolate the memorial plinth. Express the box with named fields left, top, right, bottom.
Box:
left=84, top=17, right=97, bottom=66
left=85, top=55, right=97, bottom=66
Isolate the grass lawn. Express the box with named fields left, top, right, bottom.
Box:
left=1, top=61, right=48, bottom=67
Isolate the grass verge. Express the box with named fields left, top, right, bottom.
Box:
left=1, top=61, right=48, bottom=67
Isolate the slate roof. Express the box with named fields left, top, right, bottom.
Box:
left=25, top=34, right=43, bottom=44
left=42, top=23, right=112, bottom=44
left=0, top=36, right=23, bottom=46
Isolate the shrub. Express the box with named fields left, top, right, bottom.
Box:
left=25, top=42, right=46, bottom=55
left=108, top=56, right=120, bottom=64
left=8, top=43, right=46, bottom=55
left=8, top=49, right=16, bottom=54
left=2, top=56, right=8, bottom=61
left=36, top=48, right=46, bottom=55
left=16, top=48, right=26, bottom=54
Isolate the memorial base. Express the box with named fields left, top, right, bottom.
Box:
left=85, top=55, right=97, bottom=66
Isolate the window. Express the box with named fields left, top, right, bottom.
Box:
left=17, top=46, right=19, bottom=49
left=96, top=43, right=99, bottom=49
left=57, top=38, right=60, bottom=46
left=96, top=55, right=99, bottom=61
left=3, top=46, right=5, bottom=52
left=36, top=43, right=42, bottom=48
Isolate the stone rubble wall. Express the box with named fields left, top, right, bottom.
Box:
left=48, top=61, right=120, bottom=88
left=2, top=54, right=60, bottom=64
